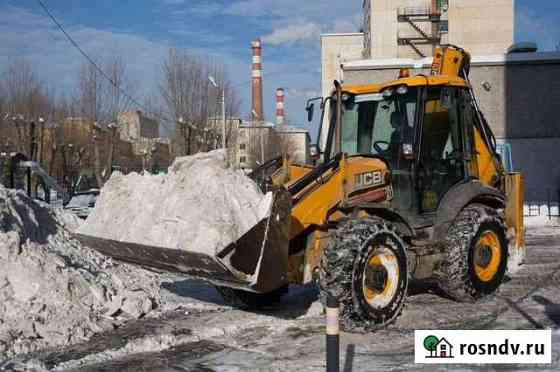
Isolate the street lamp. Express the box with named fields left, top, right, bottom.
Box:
left=38, top=117, right=45, bottom=166
left=208, top=76, right=226, bottom=149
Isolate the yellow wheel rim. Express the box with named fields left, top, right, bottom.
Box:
left=474, top=230, right=502, bottom=282
left=362, top=247, right=399, bottom=309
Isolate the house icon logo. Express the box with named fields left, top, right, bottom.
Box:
left=423, top=335, right=454, bottom=358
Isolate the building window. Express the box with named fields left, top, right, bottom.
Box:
left=439, top=20, right=449, bottom=33
left=239, top=156, right=246, bottom=164
left=239, top=143, right=246, bottom=150
left=437, top=0, right=448, bottom=12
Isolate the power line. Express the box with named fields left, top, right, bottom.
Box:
left=35, top=0, right=299, bottom=131
left=35, top=0, right=176, bottom=131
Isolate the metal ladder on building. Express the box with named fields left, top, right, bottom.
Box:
left=397, top=6, right=442, bottom=58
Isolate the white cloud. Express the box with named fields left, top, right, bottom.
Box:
left=188, top=2, right=224, bottom=16
left=262, top=23, right=322, bottom=45
left=0, top=4, right=247, bottom=96
left=333, top=13, right=363, bottom=33
left=286, top=88, right=320, bottom=98
left=0, top=6, right=169, bottom=93
left=160, top=0, right=185, bottom=5
left=222, top=0, right=359, bottom=21
left=224, top=0, right=269, bottom=17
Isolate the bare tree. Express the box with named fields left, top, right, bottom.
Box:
left=159, top=48, right=240, bottom=157
left=0, top=58, right=51, bottom=155
left=76, top=56, right=135, bottom=186
left=77, top=56, right=135, bottom=123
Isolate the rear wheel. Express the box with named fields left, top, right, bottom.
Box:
left=215, top=285, right=288, bottom=309
left=319, top=218, right=408, bottom=332
left=439, top=204, right=508, bottom=301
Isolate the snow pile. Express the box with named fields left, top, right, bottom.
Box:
left=0, top=186, right=160, bottom=358
left=79, top=150, right=273, bottom=255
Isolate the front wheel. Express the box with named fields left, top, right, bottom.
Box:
left=439, top=204, right=508, bottom=301
left=319, top=218, right=408, bottom=332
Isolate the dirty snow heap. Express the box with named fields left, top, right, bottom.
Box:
left=79, top=150, right=273, bottom=255
left=0, top=186, right=159, bottom=358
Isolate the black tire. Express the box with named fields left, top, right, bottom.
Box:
left=439, top=204, right=508, bottom=302
left=215, top=285, right=288, bottom=309
left=319, top=218, right=408, bottom=332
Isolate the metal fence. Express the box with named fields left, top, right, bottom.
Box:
left=524, top=188, right=560, bottom=219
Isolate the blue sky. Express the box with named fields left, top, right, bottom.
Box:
left=1, top=0, right=559, bottom=139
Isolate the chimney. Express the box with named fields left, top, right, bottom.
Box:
left=251, top=38, right=264, bottom=123
left=275, top=88, right=285, bottom=125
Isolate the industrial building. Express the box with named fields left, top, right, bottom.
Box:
left=362, top=0, right=514, bottom=59
left=322, top=0, right=515, bottom=99
left=320, top=0, right=560, bottom=203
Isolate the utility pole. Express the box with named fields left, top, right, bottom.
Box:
left=27, top=120, right=37, bottom=197
left=209, top=76, right=227, bottom=150
left=38, top=117, right=45, bottom=167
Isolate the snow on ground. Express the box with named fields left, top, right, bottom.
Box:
left=3, top=227, right=559, bottom=371
left=78, top=150, right=273, bottom=256
left=0, top=186, right=160, bottom=359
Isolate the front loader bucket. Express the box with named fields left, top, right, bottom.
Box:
left=75, top=189, right=292, bottom=293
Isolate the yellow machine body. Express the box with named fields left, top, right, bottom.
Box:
left=274, top=46, right=525, bottom=285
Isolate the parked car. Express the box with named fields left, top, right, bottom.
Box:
left=64, top=189, right=99, bottom=219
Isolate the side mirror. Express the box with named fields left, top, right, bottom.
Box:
left=310, top=144, right=320, bottom=160
left=306, top=103, right=315, bottom=122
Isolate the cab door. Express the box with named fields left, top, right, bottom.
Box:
left=417, top=87, right=467, bottom=213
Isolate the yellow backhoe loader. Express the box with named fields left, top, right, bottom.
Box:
left=76, top=45, right=525, bottom=330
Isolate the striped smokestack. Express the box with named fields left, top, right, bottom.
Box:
left=251, top=38, right=264, bottom=123
left=276, top=88, right=285, bottom=125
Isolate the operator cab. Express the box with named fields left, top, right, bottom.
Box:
left=308, top=75, right=497, bottom=223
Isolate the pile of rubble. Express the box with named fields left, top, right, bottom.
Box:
left=0, top=185, right=160, bottom=358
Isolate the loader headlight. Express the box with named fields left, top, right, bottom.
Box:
left=382, top=88, right=394, bottom=98
left=396, top=85, right=408, bottom=95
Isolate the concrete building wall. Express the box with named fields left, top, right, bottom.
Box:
left=118, top=111, right=159, bottom=141
left=364, top=0, right=446, bottom=59
left=276, top=128, right=311, bottom=165
left=448, top=0, right=514, bottom=56
left=235, top=125, right=279, bottom=171
left=361, top=0, right=513, bottom=59
left=507, top=138, right=560, bottom=201
left=320, top=33, right=364, bottom=150
left=343, top=53, right=560, bottom=138
left=321, top=33, right=364, bottom=99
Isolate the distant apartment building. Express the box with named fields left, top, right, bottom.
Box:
left=232, top=121, right=313, bottom=172
left=118, top=110, right=160, bottom=141
left=275, top=126, right=312, bottom=165
left=118, top=111, right=170, bottom=171
left=235, top=123, right=278, bottom=171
